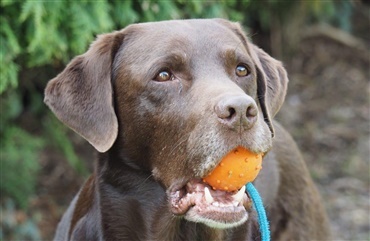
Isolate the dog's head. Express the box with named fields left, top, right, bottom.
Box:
left=45, top=19, right=288, bottom=229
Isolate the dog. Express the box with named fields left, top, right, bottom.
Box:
left=44, top=19, right=330, bottom=241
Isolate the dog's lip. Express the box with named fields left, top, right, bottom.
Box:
left=169, top=179, right=250, bottom=213
left=168, top=179, right=251, bottom=228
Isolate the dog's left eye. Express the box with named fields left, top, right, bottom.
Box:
left=155, top=70, right=172, bottom=82
left=235, top=65, right=249, bottom=77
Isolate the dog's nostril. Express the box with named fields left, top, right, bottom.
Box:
left=227, top=107, right=236, bottom=119
left=246, top=106, right=257, bottom=118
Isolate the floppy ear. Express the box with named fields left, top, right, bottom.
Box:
left=249, top=44, right=288, bottom=137
left=44, top=31, right=124, bottom=152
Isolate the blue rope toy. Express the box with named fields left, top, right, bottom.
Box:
left=246, top=182, right=270, bottom=241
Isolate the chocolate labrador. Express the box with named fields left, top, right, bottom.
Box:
left=45, top=19, right=330, bottom=241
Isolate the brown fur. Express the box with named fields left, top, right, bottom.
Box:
left=45, top=19, right=330, bottom=241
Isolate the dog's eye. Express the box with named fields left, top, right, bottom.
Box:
left=235, top=65, right=249, bottom=77
left=155, top=70, right=172, bottom=82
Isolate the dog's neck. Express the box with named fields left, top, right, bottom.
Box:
left=94, top=152, right=255, bottom=241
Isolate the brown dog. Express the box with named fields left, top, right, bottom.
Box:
left=45, top=19, right=330, bottom=241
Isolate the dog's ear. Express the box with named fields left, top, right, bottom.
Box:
left=248, top=43, right=289, bottom=136
left=249, top=44, right=288, bottom=137
left=44, top=31, right=124, bottom=152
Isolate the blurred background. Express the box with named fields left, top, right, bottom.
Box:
left=1, top=0, right=369, bottom=240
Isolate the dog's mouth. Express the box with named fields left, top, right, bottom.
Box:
left=169, top=179, right=251, bottom=229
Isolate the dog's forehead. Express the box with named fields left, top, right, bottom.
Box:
left=125, top=19, right=244, bottom=53
left=138, top=19, right=231, bottom=35
left=115, top=19, right=250, bottom=73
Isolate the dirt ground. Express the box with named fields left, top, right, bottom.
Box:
left=277, top=26, right=370, bottom=240
left=7, top=22, right=369, bottom=241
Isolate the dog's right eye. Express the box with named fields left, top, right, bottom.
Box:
left=155, top=70, right=172, bottom=82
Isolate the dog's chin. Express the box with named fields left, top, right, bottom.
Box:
left=169, top=179, right=251, bottom=229
left=184, top=201, right=249, bottom=229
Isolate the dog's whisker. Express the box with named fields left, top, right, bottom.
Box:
left=136, top=174, right=154, bottom=189
left=168, top=134, right=190, bottom=157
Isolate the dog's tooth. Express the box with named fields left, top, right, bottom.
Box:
left=212, top=202, right=220, bottom=207
left=204, top=187, right=214, bottom=204
left=232, top=185, right=245, bottom=203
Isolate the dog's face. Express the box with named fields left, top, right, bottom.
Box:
left=45, top=19, right=288, bottom=229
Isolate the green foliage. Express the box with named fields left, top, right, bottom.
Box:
left=18, top=1, right=115, bottom=66
left=0, top=15, right=21, bottom=93
left=0, top=92, right=22, bottom=132
left=0, top=126, right=44, bottom=209
left=0, top=92, right=86, bottom=209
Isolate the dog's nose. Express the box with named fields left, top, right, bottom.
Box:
left=215, top=95, right=258, bottom=130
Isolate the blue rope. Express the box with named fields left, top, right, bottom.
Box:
left=246, top=182, right=270, bottom=241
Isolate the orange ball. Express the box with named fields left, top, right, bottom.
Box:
left=203, top=147, right=263, bottom=192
